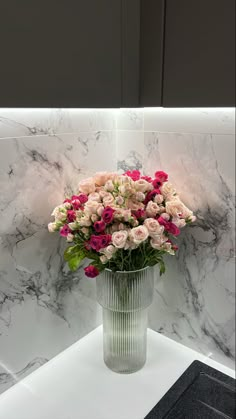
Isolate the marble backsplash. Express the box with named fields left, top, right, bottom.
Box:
left=0, top=108, right=235, bottom=394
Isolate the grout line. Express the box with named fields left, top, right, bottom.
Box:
left=0, top=130, right=116, bottom=140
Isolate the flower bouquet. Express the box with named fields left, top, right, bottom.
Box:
left=48, top=169, right=195, bottom=373
left=48, top=169, right=195, bottom=277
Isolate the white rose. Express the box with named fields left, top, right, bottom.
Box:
left=146, top=201, right=160, bottom=217
left=150, top=235, right=168, bottom=249
left=100, top=255, right=108, bottom=264
left=172, top=217, right=186, bottom=228
left=134, top=179, right=153, bottom=192
left=94, top=172, right=115, bottom=186
left=154, top=194, right=164, bottom=204
left=84, top=200, right=101, bottom=215
left=144, top=218, right=164, bottom=237
left=79, top=216, right=92, bottom=227
left=165, top=199, right=193, bottom=218
left=91, top=214, right=98, bottom=222
left=79, top=177, right=96, bottom=194
left=104, top=180, right=114, bottom=192
left=102, top=193, right=114, bottom=207
left=112, top=230, right=128, bottom=248
left=48, top=222, right=57, bottom=232
left=66, top=233, right=74, bottom=243
left=160, top=213, right=170, bottom=221
left=102, top=245, right=117, bottom=259
left=88, top=192, right=101, bottom=202
left=129, top=225, right=149, bottom=244
left=115, top=196, right=124, bottom=206
left=160, top=182, right=176, bottom=200
left=136, top=192, right=145, bottom=202
left=97, top=205, right=105, bottom=217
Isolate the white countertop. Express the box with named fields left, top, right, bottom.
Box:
left=0, top=326, right=234, bottom=419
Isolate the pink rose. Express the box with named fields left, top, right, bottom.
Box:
left=60, top=224, right=71, bottom=237
left=112, top=230, right=128, bottom=248
left=79, top=177, right=95, bottom=194
left=154, top=194, right=164, bottom=204
left=144, top=189, right=161, bottom=204
left=66, top=233, right=74, bottom=243
left=94, top=220, right=106, bottom=233
left=63, top=198, right=72, bottom=204
left=102, top=245, right=117, bottom=260
left=84, top=200, right=101, bottom=215
left=84, top=266, right=99, bottom=278
left=154, top=171, right=168, bottom=183
left=71, top=199, right=81, bottom=210
left=79, top=216, right=92, bottom=227
left=123, top=170, right=140, bottom=181
left=67, top=210, right=76, bottom=222
left=129, top=225, right=149, bottom=244
left=141, top=175, right=153, bottom=183
left=126, top=199, right=145, bottom=211
left=144, top=218, right=164, bottom=236
left=88, top=192, right=101, bottom=202
left=158, top=217, right=180, bottom=236
left=101, top=207, right=115, bottom=224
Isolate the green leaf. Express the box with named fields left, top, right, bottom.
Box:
left=159, top=260, right=166, bottom=276
left=68, top=254, right=84, bottom=271
left=64, top=245, right=85, bottom=271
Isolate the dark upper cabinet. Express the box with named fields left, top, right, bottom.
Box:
left=162, top=0, right=235, bottom=107
left=0, top=0, right=235, bottom=108
left=0, top=0, right=140, bottom=108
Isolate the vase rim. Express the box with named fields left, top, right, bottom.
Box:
left=104, top=266, right=151, bottom=274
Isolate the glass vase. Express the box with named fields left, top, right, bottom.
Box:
left=96, top=266, right=154, bottom=374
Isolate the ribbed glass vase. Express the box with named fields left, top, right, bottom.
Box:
left=96, top=266, right=154, bottom=374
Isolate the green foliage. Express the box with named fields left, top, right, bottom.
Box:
left=64, top=245, right=85, bottom=272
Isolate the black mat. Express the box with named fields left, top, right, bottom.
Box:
left=144, top=360, right=235, bottom=418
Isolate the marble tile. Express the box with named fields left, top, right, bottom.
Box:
left=144, top=108, right=235, bottom=134
left=145, top=132, right=235, bottom=369
left=116, top=109, right=144, bottom=130
left=0, top=109, right=116, bottom=138
left=0, top=131, right=115, bottom=393
left=116, top=130, right=144, bottom=173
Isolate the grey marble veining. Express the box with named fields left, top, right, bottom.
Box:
left=0, top=108, right=235, bottom=395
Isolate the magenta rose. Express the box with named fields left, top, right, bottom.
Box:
left=123, top=170, right=141, bottom=181
left=89, top=234, right=111, bottom=251
left=63, top=198, right=71, bottom=204
left=155, top=171, right=168, bottom=183
left=144, top=189, right=161, bottom=205
left=60, top=224, right=71, bottom=237
left=101, top=207, right=115, bottom=224
left=71, top=199, right=81, bottom=210
left=67, top=210, right=76, bottom=222
left=132, top=209, right=146, bottom=220
left=158, top=217, right=180, bottom=236
left=141, top=175, right=153, bottom=183
left=78, top=193, right=88, bottom=204
left=100, top=234, right=112, bottom=248
left=94, top=220, right=106, bottom=233
left=84, top=265, right=99, bottom=278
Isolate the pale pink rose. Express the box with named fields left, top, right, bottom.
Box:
left=165, top=199, right=193, bottom=218
left=79, top=216, right=92, bottom=227
left=154, top=194, right=164, bottom=204
left=123, top=209, right=132, bottom=222
left=79, top=177, right=96, bottom=194
left=104, top=180, right=114, bottom=192
left=131, top=218, right=139, bottom=227
left=66, top=233, right=74, bottom=243
left=81, top=227, right=89, bottom=235
left=172, top=217, right=186, bottom=228
left=115, top=196, right=124, bottom=206
left=48, top=222, right=57, bottom=232
left=102, top=193, right=114, bottom=207
left=99, top=189, right=108, bottom=199
left=124, top=240, right=137, bottom=250
left=126, top=199, right=145, bottom=211
left=100, top=255, right=108, bottom=264
left=62, top=202, right=72, bottom=209
left=118, top=223, right=126, bottom=230
left=112, top=230, right=128, bottom=248
left=114, top=208, right=131, bottom=222
left=163, top=242, right=175, bottom=255
left=129, top=225, right=149, bottom=244
left=161, top=213, right=170, bottom=221
left=134, top=179, right=153, bottom=193
left=160, top=182, right=176, bottom=200
left=97, top=205, right=105, bottom=217
left=136, top=191, right=145, bottom=202
left=146, top=201, right=160, bottom=217
left=110, top=223, right=120, bottom=233
left=188, top=215, right=196, bottom=222
left=102, top=245, right=117, bottom=259
left=94, top=172, right=112, bottom=187
left=88, top=192, right=101, bottom=202
left=144, top=218, right=164, bottom=236
left=119, top=184, right=134, bottom=196
left=91, top=214, right=99, bottom=223
left=84, top=200, right=101, bottom=215
left=150, top=237, right=163, bottom=250
left=51, top=206, right=67, bottom=218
